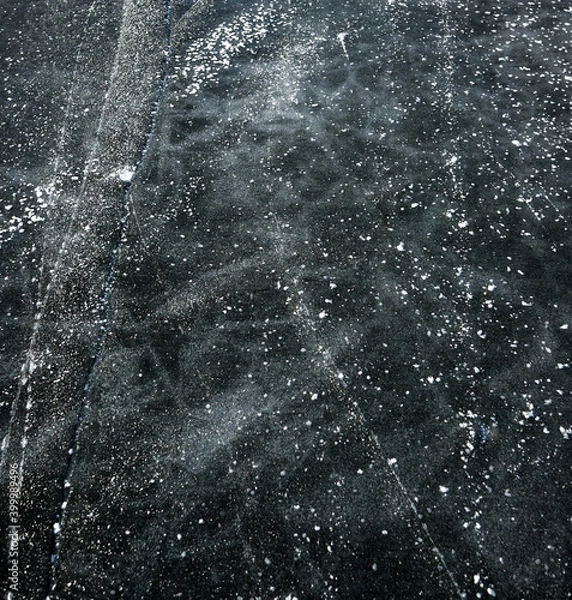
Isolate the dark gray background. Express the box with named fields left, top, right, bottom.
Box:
left=1, top=0, right=571, bottom=598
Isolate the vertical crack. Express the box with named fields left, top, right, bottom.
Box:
left=45, top=1, right=174, bottom=597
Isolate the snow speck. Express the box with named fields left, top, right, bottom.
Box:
left=118, top=167, right=136, bottom=182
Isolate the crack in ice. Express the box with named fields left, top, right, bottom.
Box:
left=45, top=1, right=175, bottom=596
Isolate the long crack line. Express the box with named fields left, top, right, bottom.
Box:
left=45, top=1, right=174, bottom=596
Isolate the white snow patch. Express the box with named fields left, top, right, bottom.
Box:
left=118, top=166, right=136, bottom=182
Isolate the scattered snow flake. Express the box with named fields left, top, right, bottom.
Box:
left=439, top=486, right=449, bottom=493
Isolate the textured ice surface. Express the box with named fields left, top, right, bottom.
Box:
left=1, top=0, right=571, bottom=598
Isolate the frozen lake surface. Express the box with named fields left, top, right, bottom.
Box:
left=1, top=0, right=571, bottom=598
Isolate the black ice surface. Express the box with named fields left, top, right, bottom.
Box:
left=1, top=1, right=571, bottom=598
